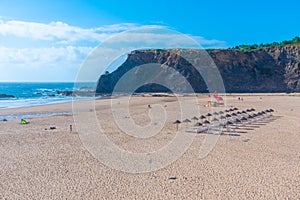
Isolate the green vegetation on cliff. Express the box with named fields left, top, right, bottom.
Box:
left=229, top=36, right=300, bottom=52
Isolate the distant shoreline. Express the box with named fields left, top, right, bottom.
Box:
left=2, top=92, right=300, bottom=111
left=1, top=93, right=299, bottom=116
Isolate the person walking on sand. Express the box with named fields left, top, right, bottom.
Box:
left=70, top=124, right=73, bottom=133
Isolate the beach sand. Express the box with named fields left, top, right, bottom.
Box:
left=0, top=94, right=300, bottom=199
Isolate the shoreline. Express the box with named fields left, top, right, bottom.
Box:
left=1, top=92, right=300, bottom=114
left=0, top=111, right=72, bottom=121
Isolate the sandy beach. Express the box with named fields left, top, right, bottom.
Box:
left=0, top=94, right=300, bottom=199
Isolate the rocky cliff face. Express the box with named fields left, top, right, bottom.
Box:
left=266, top=45, right=300, bottom=90
left=96, top=45, right=300, bottom=93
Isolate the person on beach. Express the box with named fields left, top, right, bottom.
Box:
left=70, top=124, right=73, bottom=133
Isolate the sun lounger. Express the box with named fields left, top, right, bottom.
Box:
left=193, top=126, right=209, bottom=133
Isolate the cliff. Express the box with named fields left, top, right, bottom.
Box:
left=96, top=45, right=300, bottom=93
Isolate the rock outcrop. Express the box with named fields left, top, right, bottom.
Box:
left=96, top=45, right=300, bottom=93
left=0, top=94, right=15, bottom=98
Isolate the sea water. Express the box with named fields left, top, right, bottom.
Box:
left=0, top=82, right=97, bottom=109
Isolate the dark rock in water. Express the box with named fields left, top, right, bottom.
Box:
left=0, top=94, right=15, bottom=98
left=96, top=45, right=300, bottom=93
left=57, top=90, right=73, bottom=96
left=2, top=119, right=7, bottom=121
left=48, top=94, right=55, bottom=97
left=57, top=90, right=97, bottom=97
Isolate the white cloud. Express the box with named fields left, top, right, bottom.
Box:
left=0, top=45, right=94, bottom=82
left=191, top=36, right=227, bottom=49
left=0, top=20, right=166, bottom=44
left=0, top=19, right=227, bottom=48
left=0, top=19, right=228, bottom=81
left=0, top=46, right=92, bottom=66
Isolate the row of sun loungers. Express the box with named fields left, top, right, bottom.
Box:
left=191, top=109, right=274, bottom=134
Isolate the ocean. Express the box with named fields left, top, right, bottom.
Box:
left=0, top=82, right=97, bottom=110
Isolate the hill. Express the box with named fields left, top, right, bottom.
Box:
left=96, top=40, right=300, bottom=93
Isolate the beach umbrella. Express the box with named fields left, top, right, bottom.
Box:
left=250, top=108, right=256, bottom=112
left=199, top=115, right=206, bottom=123
left=183, top=118, right=191, bottom=128
left=231, top=113, right=237, bottom=116
left=269, top=109, right=274, bottom=112
left=226, top=121, right=236, bottom=132
left=173, top=120, right=181, bottom=131
left=203, top=120, right=210, bottom=125
left=194, top=122, right=202, bottom=126
left=219, top=115, right=226, bottom=120
left=213, top=111, right=219, bottom=115
left=233, top=107, right=239, bottom=111
left=219, top=111, right=224, bottom=114
left=226, top=121, right=233, bottom=125
left=229, top=108, right=234, bottom=112
left=225, top=109, right=230, bottom=112
left=246, top=109, right=252, bottom=112
left=191, top=116, right=198, bottom=123
left=211, top=118, right=219, bottom=126
left=236, top=119, right=242, bottom=123
left=183, top=119, right=191, bottom=123
left=241, top=110, right=247, bottom=114
left=212, top=117, right=219, bottom=122
left=225, top=114, right=231, bottom=118
left=241, top=117, right=248, bottom=121
left=206, top=113, right=212, bottom=121
left=199, top=115, right=206, bottom=119
left=237, top=111, right=242, bottom=114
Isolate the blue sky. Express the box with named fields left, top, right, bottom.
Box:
left=0, top=0, right=299, bottom=82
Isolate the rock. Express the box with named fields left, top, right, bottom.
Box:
left=56, top=90, right=96, bottom=97
left=0, top=94, right=15, bottom=98
left=57, top=90, right=73, bottom=96
left=96, top=45, right=300, bottom=93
